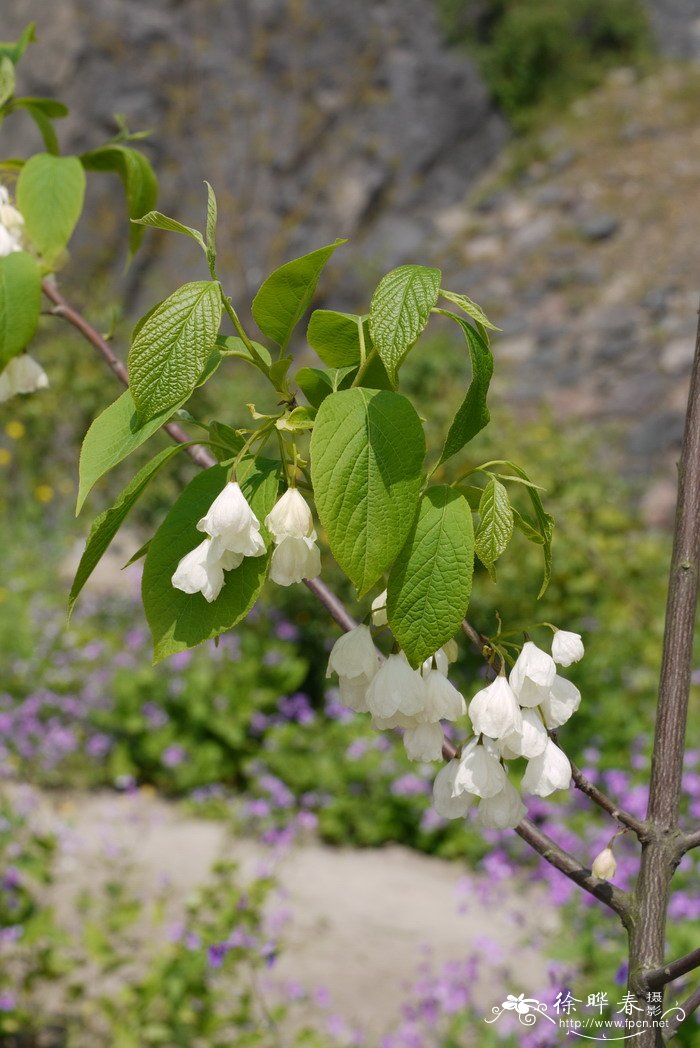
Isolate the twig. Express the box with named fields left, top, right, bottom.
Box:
left=667, top=984, right=700, bottom=1040
left=645, top=947, right=700, bottom=991
left=568, top=759, right=649, bottom=839
left=678, top=827, right=700, bottom=856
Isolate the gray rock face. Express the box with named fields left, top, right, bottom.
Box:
left=1, top=0, right=506, bottom=310
left=644, top=0, right=700, bottom=60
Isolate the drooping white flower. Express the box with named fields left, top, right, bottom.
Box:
left=591, top=846, right=617, bottom=881
left=454, top=739, right=506, bottom=798
left=499, top=708, right=548, bottom=759
left=403, top=722, right=444, bottom=762
left=477, top=779, right=527, bottom=830
left=442, top=638, right=459, bottom=663
left=540, top=675, right=581, bottom=729
left=269, top=534, right=321, bottom=586
left=433, top=760, right=473, bottom=819
left=171, top=538, right=227, bottom=603
left=521, top=739, right=572, bottom=797
left=372, top=711, right=421, bottom=731
left=265, top=487, right=315, bottom=541
left=551, top=629, right=584, bottom=667
left=197, top=482, right=265, bottom=557
left=326, top=625, right=378, bottom=683
left=421, top=647, right=449, bottom=678
left=422, top=670, right=466, bottom=722
left=371, top=589, right=388, bottom=627
left=338, top=676, right=370, bottom=713
left=468, top=676, right=523, bottom=740
left=0, top=354, right=50, bottom=402
left=365, top=653, right=426, bottom=719
left=509, top=641, right=556, bottom=703
left=0, top=189, right=24, bottom=256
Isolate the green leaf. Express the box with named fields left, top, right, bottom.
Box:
left=9, top=98, right=68, bottom=155
left=310, top=388, right=425, bottom=595
left=0, top=57, right=16, bottom=108
left=387, top=486, right=474, bottom=668
left=132, top=210, right=206, bottom=252
left=142, top=460, right=280, bottom=661
left=0, top=24, right=36, bottom=64
left=123, top=539, right=151, bottom=569
left=368, top=264, right=441, bottom=385
left=495, top=460, right=554, bottom=597
left=205, top=180, right=217, bottom=273
left=16, top=154, right=86, bottom=261
left=437, top=312, right=494, bottom=465
left=277, top=405, right=316, bottom=432
left=69, top=444, right=189, bottom=617
left=207, top=421, right=245, bottom=461
left=81, top=145, right=158, bottom=259
left=295, top=366, right=353, bottom=409
left=354, top=352, right=393, bottom=391
left=439, top=289, right=500, bottom=331
left=252, top=240, right=346, bottom=350
left=128, top=280, right=222, bottom=423
left=0, top=252, right=41, bottom=366
left=77, top=390, right=186, bottom=514
left=512, top=507, right=545, bottom=544
left=215, top=335, right=271, bottom=366
left=306, top=310, right=369, bottom=368
left=474, top=478, right=513, bottom=574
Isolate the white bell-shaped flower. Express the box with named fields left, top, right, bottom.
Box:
left=265, top=487, right=315, bottom=541
left=422, top=670, right=466, bottom=722
left=521, top=738, right=571, bottom=797
left=372, top=711, right=421, bottom=730
left=551, top=629, right=584, bottom=667
left=433, top=760, right=473, bottom=819
left=403, top=722, right=444, bottom=762
left=197, top=481, right=265, bottom=557
left=327, top=625, right=378, bottom=683
left=477, top=779, right=527, bottom=830
left=540, top=675, right=581, bottom=729
left=421, top=647, right=449, bottom=678
left=499, top=708, right=548, bottom=759
left=591, top=846, right=617, bottom=881
left=371, top=589, right=388, bottom=627
left=171, top=538, right=227, bottom=603
left=443, top=638, right=459, bottom=663
left=509, top=641, right=556, bottom=701
left=0, top=354, right=49, bottom=402
left=454, top=739, right=506, bottom=798
left=269, top=534, right=321, bottom=586
left=365, top=653, right=426, bottom=719
left=468, top=676, right=523, bottom=740
left=338, top=676, right=370, bottom=713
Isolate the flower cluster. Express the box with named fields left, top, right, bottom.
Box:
left=327, top=608, right=585, bottom=831
left=0, top=184, right=49, bottom=403
left=172, top=483, right=320, bottom=601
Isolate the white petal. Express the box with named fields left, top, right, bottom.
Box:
left=265, top=487, right=315, bottom=541
left=171, top=539, right=225, bottom=603
left=269, top=535, right=321, bottom=586
left=196, top=481, right=264, bottom=557
left=365, top=654, right=425, bottom=718
left=501, top=708, right=548, bottom=759
left=551, top=630, right=584, bottom=667
left=433, top=761, right=473, bottom=819
left=0, top=354, right=49, bottom=399
left=371, top=589, right=388, bottom=627
left=477, top=779, right=527, bottom=829
left=403, top=723, right=444, bottom=762
left=541, top=675, right=581, bottom=729
left=422, top=671, right=466, bottom=722
left=326, top=625, right=378, bottom=682
left=468, top=676, right=523, bottom=739
left=591, top=847, right=617, bottom=881
left=372, top=711, right=422, bottom=730
left=454, top=741, right=506, bottom=798
left=521, top=739, right=571, bottom=797
left=338, top=676, right=369, bottom=713
left=421, top=647, right=449, bottom=678
left=509, top=641, right=556, bottom=695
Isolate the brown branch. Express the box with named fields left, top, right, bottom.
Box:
left=645, top=947, right=700, bottom=991
left=678, top=827, right=700, bottom=856
left=568, top=759, right=649, bottom=839
left=515, top=818, right=633, bottom=925
left=667, top=984, right=700, bottom=1040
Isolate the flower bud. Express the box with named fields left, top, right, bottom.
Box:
left=197, top=482, right=265, bottom=558
left=265, top=487, right=315, bottom=541
left=468, top=676, right=522, bottom=740
left=591, top=846, right=617, bottom=881
left=551, top=629, right=584, bottom=667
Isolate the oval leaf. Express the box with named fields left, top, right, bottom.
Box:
left=81, top=145, right=158, bottom=259
left=307, top=310, right=368, bottom=368
left=252, top=240, right=345, bottom=350
left=387, top=486, right=474, bottom=668
left=438, top=312, right=493, bottom=465
left=128, top=280, right=222, bottom=423
left=310, top=387, right=425, bottom=595
left=475, top=478, right=513, bottom=571
left=0, top=251, right=40, bottom=366
left=368, top=264, right=441, bottom=385
left=142, top=460, right=279, bottom=662
left=17, top=153, right=85, bottom=261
